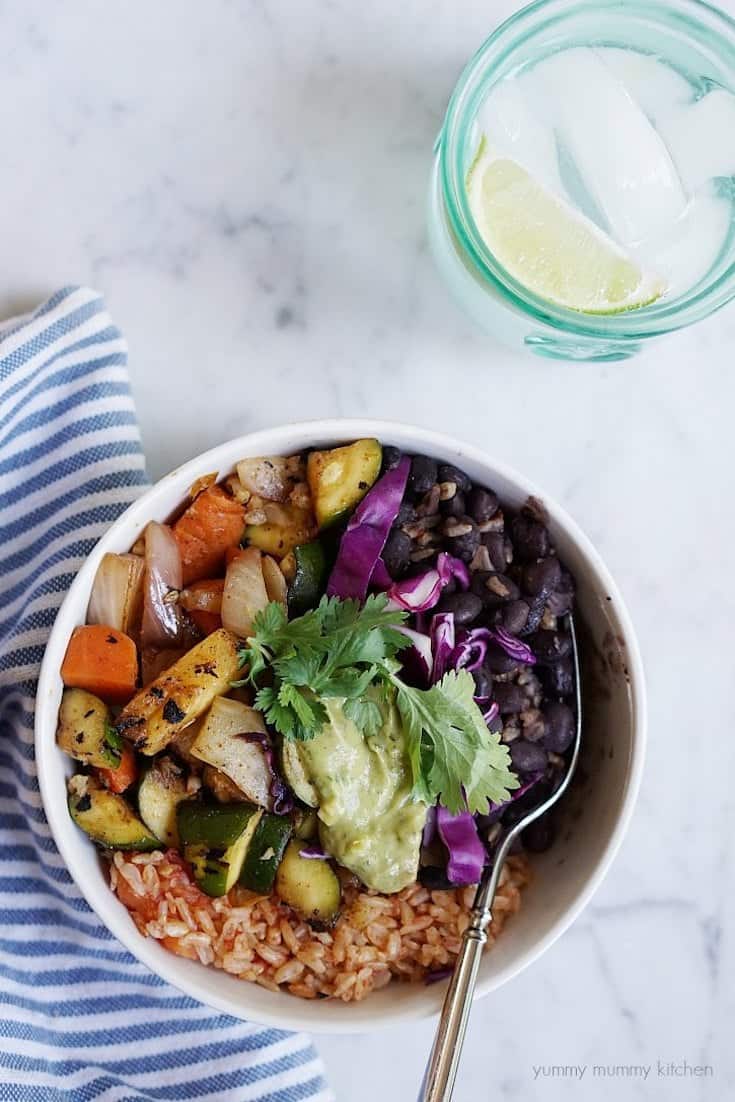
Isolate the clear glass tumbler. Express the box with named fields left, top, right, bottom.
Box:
left=428, top=0, right=735, bottom=360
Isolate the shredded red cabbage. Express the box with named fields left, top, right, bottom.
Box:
left=436, top=805, right=486, bottom=885
left=430, top=613, right=455, bottom=683
left=396, top=625, right=433, bottom=686
left=386, top=551, right=470, bottom=614
left=425, top=967, right=453, bottom=985
left=242, top=733, right=294, bottom=815
left=298, top=844, right=330, bottom=860
left=437, top=552, right=470, bottom=591
left=482, top=700, right=499, bottom=726
left=487, top=770, right=543, bottom=813
left=327, top=456, right=410, bottom=601
left=452, top=629, right=488, bottom=673
left=370, top=558, right=392, bottom=589
left=491, top=627, right=536, bottom=665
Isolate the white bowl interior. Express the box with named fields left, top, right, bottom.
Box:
left=36, top=420, right=645, bottom=1033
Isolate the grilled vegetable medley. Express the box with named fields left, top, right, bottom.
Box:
left=57, top=439, right=578, bottom=947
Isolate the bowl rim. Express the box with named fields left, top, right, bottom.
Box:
left=35, top=418, right=647, bottom=1034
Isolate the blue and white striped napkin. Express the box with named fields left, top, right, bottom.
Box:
left=0, top=287, right=332, bottom=1101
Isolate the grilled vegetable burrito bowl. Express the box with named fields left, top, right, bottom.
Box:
left=56, top=440, right=578, bottom=1002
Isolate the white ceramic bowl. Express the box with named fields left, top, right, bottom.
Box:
left=36, top=419, right=646, bottom=1034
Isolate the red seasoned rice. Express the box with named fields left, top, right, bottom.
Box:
left=110, top=849, right=531, bottom=1002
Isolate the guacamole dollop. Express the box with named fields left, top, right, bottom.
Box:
left=289, top=696, right=427, bottom=893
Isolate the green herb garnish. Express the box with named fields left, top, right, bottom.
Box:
left=237, top=595, right=518, bottom=814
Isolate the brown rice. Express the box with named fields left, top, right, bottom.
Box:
left=110, top=848, right=531, bottom=1002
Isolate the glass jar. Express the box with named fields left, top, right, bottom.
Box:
left=428, top=0, right=735, bottom=361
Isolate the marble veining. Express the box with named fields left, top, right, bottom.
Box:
left=0, top=1, right=733, bottom=1098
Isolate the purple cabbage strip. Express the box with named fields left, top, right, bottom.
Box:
left=490, top=626, right=536, bottom=665
left=436, top=805, right=486, bottom=885
left=242, top=733, right=294, bottom=815
left=437, top=552, right=470, bottom=591
left=425, top=967, right=453, bottom=986
left=487, top=770, right=544, bottom=813
left=298, top=844, right=330, bottom=860
left=387, top=569, right=443, bottom=612
left=370, top=557, right=392, bottom=590
left=327, top=456, right=410, bottom=601
left=430, top=613, right=455, bottom=683
left=482, top=700, right=499, bottom=726
left=422, top=804, right=437, bottom=849
left=451, top=628, right=489, bottom=673
left=396, top=625, right=433, bottom=687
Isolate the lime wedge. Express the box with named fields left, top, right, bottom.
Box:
left=466, top=142, right=667, bottom=314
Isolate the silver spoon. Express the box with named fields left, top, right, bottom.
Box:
left=419, top=614, right=582, bottom=1102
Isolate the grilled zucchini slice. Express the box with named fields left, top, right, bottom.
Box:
left=137, top=757, right=189, bottom=847
left=177, top=800, right=262, bottom=897
left=275, top=840, right=341, bottom=928
left=239, top=813, right=292, bottom=893
left=56, top=688, right=121, bottom=769
left=67, top=774, right=160, bottom=851
left=306, top=439, right=382, bottom=529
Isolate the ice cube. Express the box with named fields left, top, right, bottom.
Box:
left=656, top=89, right=735, bottom=191
left=525, top=47, right=687, bottom=246
left=597, top=48, right=693, bottom=124
left=477, top=77, right=564, bottom=198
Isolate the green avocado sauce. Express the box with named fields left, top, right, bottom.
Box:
left=292, top=696, right=427, bottom=893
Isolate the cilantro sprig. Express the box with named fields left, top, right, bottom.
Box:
left=237, top=595, right=519, bottom=814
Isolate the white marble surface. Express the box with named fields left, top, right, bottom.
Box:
left=2, top=1, right=734, bottom=1098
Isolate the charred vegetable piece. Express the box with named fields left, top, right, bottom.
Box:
left=137, top=757, right=189, bottom=846
left=56, top=688, right=121, bottom=769
left=280, top=740, right=318, bottom=808
left=202, top=765, right=247, bottom=803
left=173, top=484, right=246, bottom=586
left=116, top=629, right=240, bottom=756
left=61, top=625, right=138, bottom=704
left=292, top=808, right=318, bottom=841
left=244, top=504, right=315, bottom=560
left=221, top=547, right=269, bottom=639
left=261, top=554, right=287, bottom=607
left=87, top=553, right=145, bottom=636
left=177, top=800, right=262, bottom=897
left=306, top=439, right=382, bottom=529
left=191, top=697, right=273, bottom=809
left=239, top=813, right=292, bottom=893
left=275, top=839, right=341, bottom=928
left=97, top=742, right=138, bottom=794
left=287, top=542, right=326, bottom=617
left=236, top=456, right=290, bottom=502
left=67, top=774, right=160, bottom=850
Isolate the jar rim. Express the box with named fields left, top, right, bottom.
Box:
left=439, top=0, right=735, bottom=338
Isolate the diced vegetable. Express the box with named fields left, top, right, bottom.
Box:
left=236, top=456, right=291, bottom=502
left=261, top=555, right=287, bottom=607
left=179, top=579, right=224, bottom=614
left=116, top=628, right=240, bottom=755
left=137, top=757, right=189, bottom=846
left=87, top=553, right=145, bottom=636
left=67, top=774, right=160, bottom=850
left=326, top=456, right=410, bottom=601
left=173, top=484, right=246, bottom=586
left=280, top=740, right=318, bottom=808
left=239, top=813, right=292, bottom=893
left=307, top=439, right=382, bottom=529
left=56, top=688, right=120, bottom=768
left=292, top=808, right=319, bottom=840
left=221, top=547, right=269, bottom=638
left=191, top=697, right=274, bottom=809
left=188, top=610, right=222, bottom=636
left=97, top=742, right=138, bottom=794
left=61, top=625, right=138, bottom=704
left=244, top=504, right=316, bottom=559
left=275, top=839, right=341, bottom=927
left=177, top=800, right=262, bottom=896
left=436, top=806, right=486, bottom=886
left=141, top=521, right=184, bottom=649
left=287, top=542, right=326, bottom=617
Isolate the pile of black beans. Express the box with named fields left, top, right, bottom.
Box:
left=381, top=447, right=577, bottom=859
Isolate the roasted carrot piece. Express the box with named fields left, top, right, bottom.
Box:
left=188, top=609, right=222, bottom=636
left=97, top=742, right=138, bottom=794
left=60, top=625, right=138, bottom=703
left=173, top=485, right=245, bottom=585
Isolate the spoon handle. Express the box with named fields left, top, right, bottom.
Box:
left=418, top=902, right=492, bottom=1102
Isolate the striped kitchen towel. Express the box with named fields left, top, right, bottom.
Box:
left=0, top=287, right=332, bottom=1101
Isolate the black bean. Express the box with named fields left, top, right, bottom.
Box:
left=468, top=487, right=499, bottom=524
left=523, top=815, right=556, bottom=852
left=484, top=641, right=520, bottom=675
left=471, top=666, right=493, bottom=699
left=381, top=446, right=402, bottom=473
left=543, top=701, right=576, bottom=752
left=419, top=866, right=455, bottom=891
left=439, top=489, right=466, bottom=518
left=471, top=571, right=520, bottom=608
left=529, top=630, right=572, bottom=664
left=546, top=569, right=575, bottom=615
left=510, top=515, right=551, bottom=562
left=435, top=591, right=483, bottom=626
left=409, top=455, right=437, bottom=496
left=523, top=557, right=562, bottom=596
left=518, top=594, right=547, bottom=636
left=483, top=532, right=509, bottom=571
left=393, top=501, right=416, bottom=529
left=444, top=518, right=480, bottom=562
left=510, top=739, right=548, bottom=774
left=493, top=682, right=527, bottom=713
left=438, top=463, right=472, bottom=493
left=382, top=530, right=412, bottom=578
left=501, top=599, right=530, bottom=634
left=540, top=656, right=575, bottom=697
